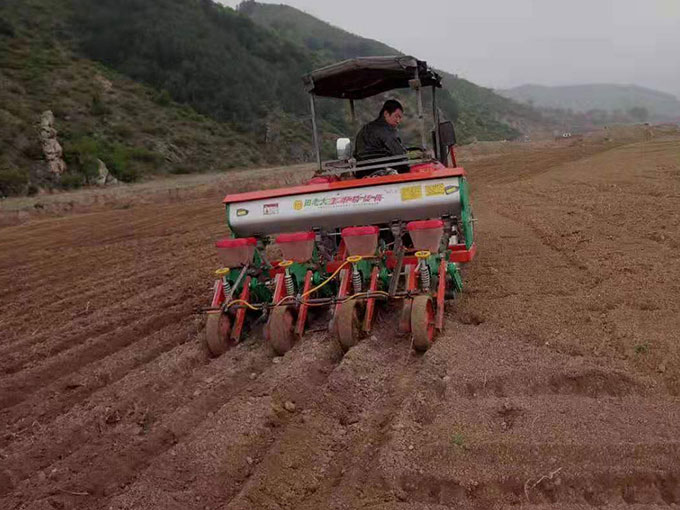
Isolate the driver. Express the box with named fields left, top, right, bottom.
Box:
left=353, top=99, right=407, bottom=177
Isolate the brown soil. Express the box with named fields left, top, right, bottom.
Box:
left=1, top=133, right=679, bottom=509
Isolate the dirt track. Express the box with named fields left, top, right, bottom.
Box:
left=1, top=135, right=680, bottom=509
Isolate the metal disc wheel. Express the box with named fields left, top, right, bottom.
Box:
left=411, top=295, right=436, bottom=352
left=336, top=300, right=362, bottom=352
left=204, top=312, right=235, bottom=357
left=269, top=306, right=296, bottom=356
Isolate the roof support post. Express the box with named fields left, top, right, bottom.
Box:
left=411, top=74, right=428, bottom=152
left=310, top=94, right=321, bottom=170
left=432, top=85, right=440, bottom=161
left=349, top=98, right=358, bottom=138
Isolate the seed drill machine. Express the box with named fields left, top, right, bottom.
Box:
left=205, top=56, right=476, bottom=356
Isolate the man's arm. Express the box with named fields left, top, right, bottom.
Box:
left=380, top=128, right=407, bottom=156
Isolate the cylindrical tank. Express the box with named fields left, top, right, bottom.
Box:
left=226, top=174, right=463, bottom=237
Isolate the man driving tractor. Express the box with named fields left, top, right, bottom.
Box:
left=353, top=99, right=407, bottom=177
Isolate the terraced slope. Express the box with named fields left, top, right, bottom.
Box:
left=1, top=134, right=679, bottom=509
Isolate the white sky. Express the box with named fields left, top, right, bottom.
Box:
left=220, top=0, right=680, bottom=98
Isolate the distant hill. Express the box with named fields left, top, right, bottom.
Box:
left=499, top=84, right=680, bottom=122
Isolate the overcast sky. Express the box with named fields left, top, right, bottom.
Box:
left=220, top=0, right=680, bottom=98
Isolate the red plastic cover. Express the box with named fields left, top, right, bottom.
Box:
left=276, top=232, right=315, bottom=243
left=407, top=220, right=444, bottom=231
left=215, top=237, right=257, bottom=248
left=409, top=161, right=445, bottom=173
left=342, top=226, right=380, bottom=237
left=308, top=176, right=339, bottom=184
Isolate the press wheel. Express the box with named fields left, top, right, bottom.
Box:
left=204, top=311, right=235, bottom=357
left=336, top=300, right=362, bottom=352
left=269, top=306, right=296, bottom=356
left=411, top=295, right=436, bottom=352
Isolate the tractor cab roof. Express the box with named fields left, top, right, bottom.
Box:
left=303, top=56, right=442, bottom=100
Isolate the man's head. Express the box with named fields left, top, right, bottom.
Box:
left=379, top=99, right=404, bottom=127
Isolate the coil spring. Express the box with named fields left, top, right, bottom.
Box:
left=352, top=267, right=362, bottom=294
left=285, top=273, right=295, bottom=297
left=419, top=262, right=431, bottom=292
left=222, top=277, right=232, bottom=298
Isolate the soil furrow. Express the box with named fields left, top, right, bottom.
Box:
left=0, top=301, right=195, bottom=409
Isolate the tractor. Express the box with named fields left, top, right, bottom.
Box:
left=204, top=56, right=476, bottom=356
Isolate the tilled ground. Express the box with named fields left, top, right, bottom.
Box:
left=1, top=136, right=679, bottom=509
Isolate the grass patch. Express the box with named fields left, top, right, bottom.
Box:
left=450, top=432, right=465, bottom=448
left=64, top=135, right=163, bottom=184
left=634, top=343, right=650, bottom=355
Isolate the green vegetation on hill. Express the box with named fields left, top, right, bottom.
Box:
left=70, top=0, right=312, bottom=127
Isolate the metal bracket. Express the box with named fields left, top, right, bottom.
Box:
left=226, top=264, right=249, bottom=304
left=389, top=248, right=404, bottom=298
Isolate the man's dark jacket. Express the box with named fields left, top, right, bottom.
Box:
left=353, top=117, right=406, bottom=162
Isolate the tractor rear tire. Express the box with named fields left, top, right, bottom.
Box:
left=269, top=306, right=296, bottom=356
left=204, top=311, right=235, bottom=357
left=411, top=295, right=436, bottom=352
left=336, top=300, right=362, bottom=352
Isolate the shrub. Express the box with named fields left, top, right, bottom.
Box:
left=21, top=139, right=44, bottom=160
left=91, top=94, right=111, bottom=116
left=103, top=143, right=135, bottom=181
left=59, top=173, right=84, bottom=189
left=0, top=161, right=28, bottom=196
left=0, top=17, right=16, bottom=38
left=169, top=165, right=191, bottom=175
left=112, top=123, right=134, bottom=139
left=153, top=89, right=172, bottom=106
left=128, top=146, right=162, bottom=167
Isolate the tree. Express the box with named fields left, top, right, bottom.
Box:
left=628, top=106, right=649, bottom=123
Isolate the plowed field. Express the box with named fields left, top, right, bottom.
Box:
left=1, top=134, right=680, bottom=509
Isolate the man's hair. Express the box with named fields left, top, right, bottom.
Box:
left=379, top=99, right=404, bottom=118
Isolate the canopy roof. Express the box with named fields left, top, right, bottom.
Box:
left=303, top=56, right=442, bottom=100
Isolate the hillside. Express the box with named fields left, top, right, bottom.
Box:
left=238, top=1, right=553, bottom=141
left=499, top=83, right=680, bottom=122
left=1, top=0, right=552, bottom=196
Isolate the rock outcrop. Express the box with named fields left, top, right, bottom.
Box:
left=95, top=159, right=119, bottom=186
left=39, top=111, right=67, bottom=177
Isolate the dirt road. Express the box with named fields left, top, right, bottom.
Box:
left=1, top=135, right=679, bottom=509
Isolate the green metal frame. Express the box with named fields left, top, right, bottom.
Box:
left=459, top=178, right=474, bottom=249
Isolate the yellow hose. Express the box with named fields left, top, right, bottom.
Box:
left=223, top=299, right=262, bottom=311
